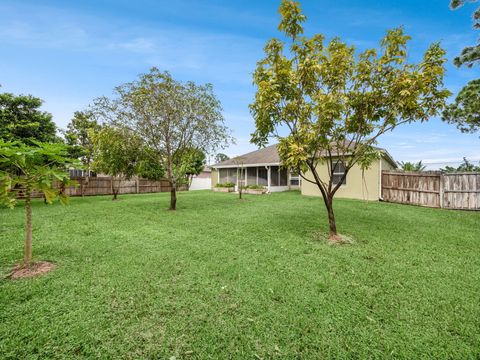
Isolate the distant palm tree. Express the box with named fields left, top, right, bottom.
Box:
left=398, top=161, right=426, bottom=171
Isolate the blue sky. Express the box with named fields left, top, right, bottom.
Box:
left=0, top=0, right=479, bottom=168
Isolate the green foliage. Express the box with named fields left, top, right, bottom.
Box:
left=215, top=153, right=230, bottom=163
left=183, top=148, right=206, bottom=177
left=63, top=111, right=101, bottom=170
left=441, top=157, right=480, bottom=172
left=135, top=148, right=165, bottom=181
left=90, top=126, right=144, bottom=179
left=215, top=182, right=235, bottom=188
left=0, top=92, right=58, bottom=144
left=241, top=184, right=265, bottom=190
left=0, top=141, right=78, bottom=208
left=450, top=0, right=480, bottom=67
left=442, top=79, right=480, bottom=134
left=250, top=0, right=449, bottom=235
left=398, top=160, right=426, bottom=171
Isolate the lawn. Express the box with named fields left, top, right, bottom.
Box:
left=1, top=190, right=479, bottom=359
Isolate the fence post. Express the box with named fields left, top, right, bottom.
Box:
left=136, top=178, right=140, bottom=194
left=439, top=173, right=444, bottom=209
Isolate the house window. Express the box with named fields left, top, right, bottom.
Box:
left=290, top=172, right=300, bottom=186
left=332, top=161, right=346, bottom=185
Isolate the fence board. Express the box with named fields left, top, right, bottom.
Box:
left=382, top=171, right=480, bottom=210
left=20, top=176, right=187, bottom=199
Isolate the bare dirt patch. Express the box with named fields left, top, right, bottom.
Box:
left=312, top=231, right=356, bottom=245
left=10, top=261, right=56, bottom=279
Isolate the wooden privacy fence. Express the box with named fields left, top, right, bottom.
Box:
left=382, top=171, right=480, bottom=210
left=23, top=176, right=187, bottom=199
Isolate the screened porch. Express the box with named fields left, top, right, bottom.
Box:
left=218, top=166, right=298, bottom=192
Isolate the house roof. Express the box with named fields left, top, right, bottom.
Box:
left=212, top=144, right=281, bottom=167
left=212, top=143, right=397, bottom=168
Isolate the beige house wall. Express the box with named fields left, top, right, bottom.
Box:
left=211, top=169, right=219, bottom=188
left=301, top=157, right=387, bottom=201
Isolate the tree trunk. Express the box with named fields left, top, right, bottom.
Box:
left=170, top=186, right=177, bottom=210
left=325, top=196, right=339, bottom=240
left=112, top=178, right=120, bottom=200
left=24, top=193, right=33, bottom=265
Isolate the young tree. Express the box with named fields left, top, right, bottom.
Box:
left=92, top=68, right=232, bottom=210
left=398, top=161, right=426, bottom=171
left=0, top=92, right=58, bottom=143
left=0, top=141, right=78, bottom=265
left=232, top=156, right=246, bottom=199
left=90, top=126, right=144, bottom=200
left=250, top=0, right=450, bottom=239
left=63, top=111, right=101, bottom=175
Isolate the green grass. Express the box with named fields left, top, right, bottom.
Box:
left=1, top=191, right=479, bottom=359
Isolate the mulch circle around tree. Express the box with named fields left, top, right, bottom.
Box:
left=10, top=261, right=56, bottom=279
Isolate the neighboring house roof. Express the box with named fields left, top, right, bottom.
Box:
left=212, top=143, right=397, bottom=169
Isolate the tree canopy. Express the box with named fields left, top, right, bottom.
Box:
left=63, top=111, right=101, bottom=173
left=250, top=0, right=450, bottom=239
left=215, top=153, right=230, bottom=163
left=92, top=67, right=232, bottom=210
left=450, top=0, right=480, bottom=68
left=0, top=92, right=58, bottom=144
left=441, top=157, right=480, bottom=172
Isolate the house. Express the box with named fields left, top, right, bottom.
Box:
left=211, top=144, right=397, bottom=201
left=189, top=167, right=212, bottom=190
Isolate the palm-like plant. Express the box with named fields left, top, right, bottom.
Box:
left=398, top=161, right=426, bottom=171
left=0, top=141, right=79, bottom=265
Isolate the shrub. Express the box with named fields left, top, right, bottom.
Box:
left=241, top=185, right=266, bottom=190
left=215, top=182, right=235, bottom=188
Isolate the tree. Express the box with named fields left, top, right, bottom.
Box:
left=450, top=0, right=479, bottom=68
left=443, top=2, right=480, bottom=134
left=215, top=153, right=230, bottom=163
left=250, top=0, right=450, bottom=240
left=0, top=92, right=58, bottom=144
left=232, top=156, right=246, bottom=199
left=442, top=79, right=480, bottom=135
left=92, top=68, right=232, bottom=210
left=441, top=157, right=480, bottom=172
left=90, top=126, right=144, bottom=200
left=398, top=161, right=426, bottom=171
left=63, top=111, right=101, bottom=175
left=0, top=141, right=78, bottom=265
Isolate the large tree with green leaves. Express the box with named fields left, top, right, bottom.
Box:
left=0, top=141, right=78, bottom=265
left=0, top=92, right=58, bottom=144
left=250, top=0, right=450, bottom=240
left=92, top=68, right=232, bottom=210
left=63, top=111, right=101, bottom=175
left=442, top=1, right=480, bottom=135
